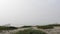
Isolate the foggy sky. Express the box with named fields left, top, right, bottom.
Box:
left=0, top=0, right=60, bottom=26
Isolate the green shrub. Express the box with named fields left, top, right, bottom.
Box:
left=15, top=29, right=46, bottom=34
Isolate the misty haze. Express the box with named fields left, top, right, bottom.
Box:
left=0, top=0, right=60, bottom=34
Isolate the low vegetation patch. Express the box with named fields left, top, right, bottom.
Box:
left=0, top=26, right=17, bottom=30
left=21, top=26, right=32, bottom=28
left=48, top=24, right=60, bottom=26
left=37, top=25, right=54, bottom=29
left=15, top=29, right=46, bottom=34
left=37, top=24, right=60, bottom=29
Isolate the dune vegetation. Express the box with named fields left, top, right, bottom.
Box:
left=0, top=26, right=17, bottom=30
left=20, top=26, right=32, bottom=28
left=15, top=29, right=46, bottom=34
left=37, top=24, right=60, bottom=29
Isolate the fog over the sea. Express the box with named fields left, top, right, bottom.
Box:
left=0, top=0, right=60, bottom=26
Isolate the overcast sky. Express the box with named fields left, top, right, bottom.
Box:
left=0, top=0, right=60, bottom=26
